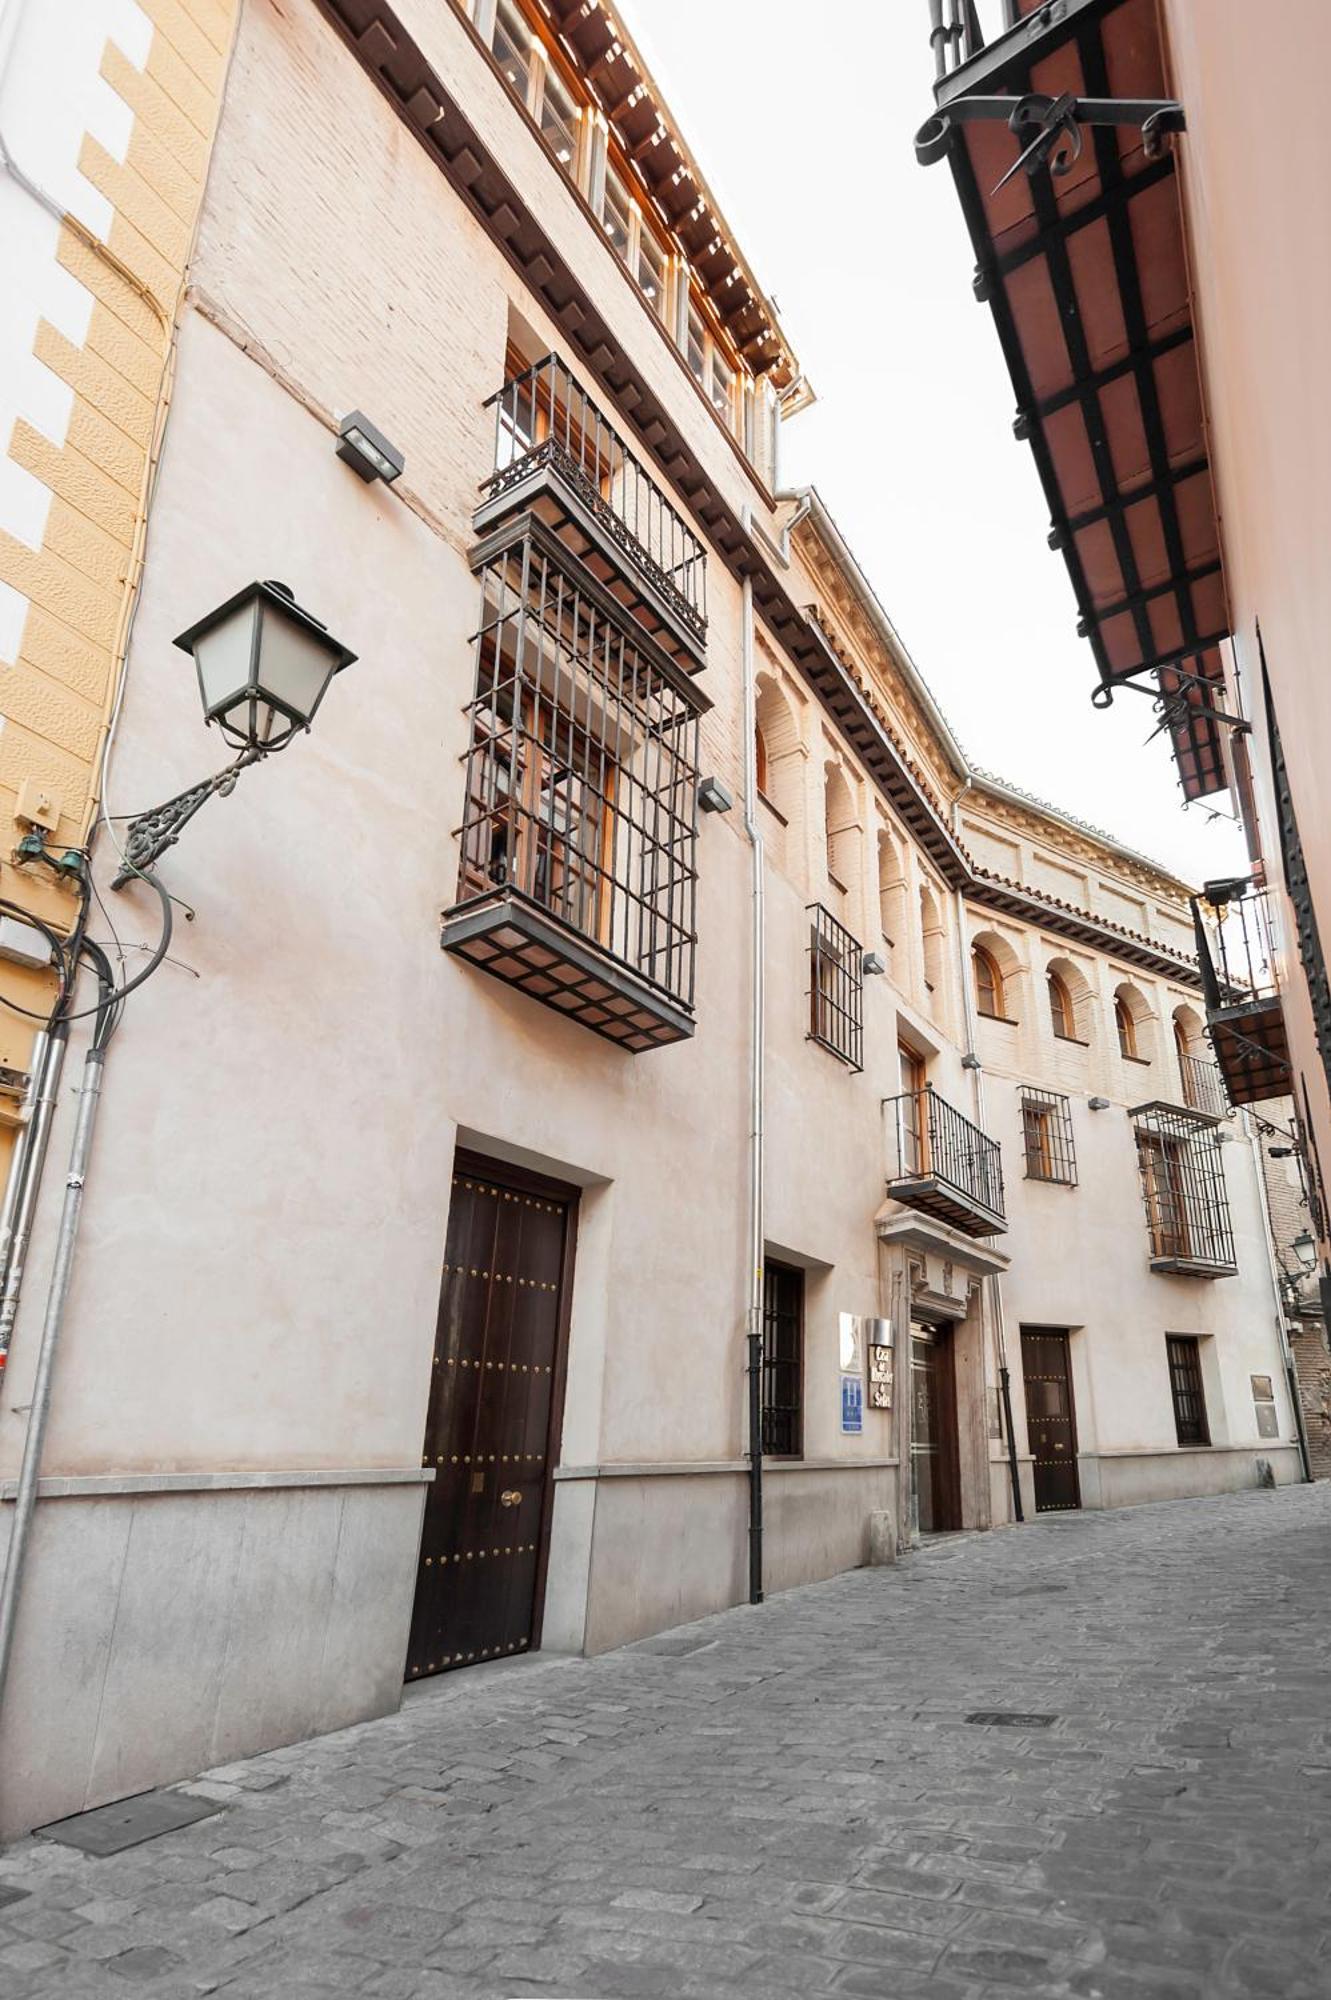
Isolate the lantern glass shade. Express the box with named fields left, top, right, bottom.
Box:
left=1293, top=1228, right=1318, bottom=1275
left=175, top=581, right=357, bottom=753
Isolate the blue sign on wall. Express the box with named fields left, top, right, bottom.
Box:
left=841, top=1373, right=864, bottom=1435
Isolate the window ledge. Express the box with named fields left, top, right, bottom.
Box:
left=1123, top=1052, right=1153, bottom=1066
left=758, top=789, right=788, bottom=827
left=977, top=1010, right=1018, bottom=1025
left=1053, top=1032, right=1090, bottom=1047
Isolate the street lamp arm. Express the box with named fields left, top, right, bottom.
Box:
left=109, top=746, right=265, bottom=890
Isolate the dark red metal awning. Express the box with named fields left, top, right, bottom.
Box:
left=920, top=0, right=1230, bottom=800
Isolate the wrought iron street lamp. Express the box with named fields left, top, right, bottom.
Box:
left=1292, top=1228, right=1318, bottom=1277
left=112, top=581, right=356, bottom=887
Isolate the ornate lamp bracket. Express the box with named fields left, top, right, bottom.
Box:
left=110, top=746, right=263, bottom=890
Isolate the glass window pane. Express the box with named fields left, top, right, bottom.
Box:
left=491, top=0, right=531, bottom=99
left=539, top=67, right=577, bottom=168
left=636, top=229, right=667, bottom=314
left=686, top=303, right=706, bottom=384
left=601, top=165, right=632, bottom=262
left=709, top=346, right=735, bottom=420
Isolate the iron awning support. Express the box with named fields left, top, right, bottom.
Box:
left=917, top=90, right=1185, bottom=176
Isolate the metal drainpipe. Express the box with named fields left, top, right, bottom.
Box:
left=950, top=853, right=1024, bottom=1525
left=740, top=571, right=765, bottom=1603
left=0, top=1030, right=47, bottom=1284
left=0, top=1027, right=69, bottom=1385
left=1249, top=1113, right=1313, bottom=1483
left=0, top=1045, right=105, bottom=1710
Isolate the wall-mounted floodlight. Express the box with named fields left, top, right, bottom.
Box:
left=336, top=410, right=405, bottom=485
left=861, top=950, right=887, bottom=977
left=1088, top=1096, right=1110, bottom=1111
left=698, top=776, right=733, bottom=814
left=961, top=1052, right=981, bottom=1070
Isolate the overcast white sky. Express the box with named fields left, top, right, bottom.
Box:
left=626, top=1, right=1245, bottom=890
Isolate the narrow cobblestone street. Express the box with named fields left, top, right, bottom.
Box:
left=3, top=1484, right=1330, bottom=1999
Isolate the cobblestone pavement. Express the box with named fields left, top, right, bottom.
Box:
left=3, top=1484, right=1331, bottom=1999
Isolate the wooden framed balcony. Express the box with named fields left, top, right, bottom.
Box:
left=475, top=353, right=707, bottom=673
left=883, top=1084, right=1007, bottom=1238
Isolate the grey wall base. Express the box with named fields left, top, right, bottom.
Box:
left=1076, top=1444, right=1303, bottom=1511
left=0, top=1476, right=427, bottom=1843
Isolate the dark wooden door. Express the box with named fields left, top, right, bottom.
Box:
left=406, top=1156, right=575, bottom=1679
left=1021, top=1327, right=1080, bottom=1513
left=910, top=1325, right=961, bottom=1533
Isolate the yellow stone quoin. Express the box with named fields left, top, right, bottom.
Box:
left=0, top=0, right=237, bottom=1089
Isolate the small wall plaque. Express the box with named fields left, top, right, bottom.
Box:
left=868, top=1342, right=894, bottom=1411
left=1251, top=1373, right=1279, bottom=1439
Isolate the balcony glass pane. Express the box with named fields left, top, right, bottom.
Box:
left=491, top=0, right=531, bottom=99
left=686, top=303, right=706, bottom=385
left=539, top=67, right=577, bottom=167
left=636, top=230, right=667, bottom=315
left=601, top=165, right=632, bottom=263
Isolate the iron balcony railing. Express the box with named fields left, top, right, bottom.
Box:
left=1179, top=1052, right=1227, bottom=1121
left=1191, top=886, right=1291, bottom=1107
left=1194, top=886, right=1281, bottom=1009
left=928, top=0, right=1024, bottom=80
left=483, top=353, right=707, bottom=648
left=885, top=1084, right=1006, bottom=1224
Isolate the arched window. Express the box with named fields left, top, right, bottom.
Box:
left=1048, top=969, right=1075, bottom=1040
left=755, top=724, right=769, bottom=798
left=877, top=828, right=907, bottom=957
left=1173, top=1014, right=1189, bottom=1068
left=920, top=883, right=945, bottom=1011
left=973, top=944, right=1004, bottom=1020
left=824, top=764, right=857, bottom=901
left=1115, top=994, right=1138, bottom=1059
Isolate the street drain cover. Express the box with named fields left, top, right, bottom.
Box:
left=36, top=1788, right=221, bottom=1856
left=965, top=1711, right=1057, bottom=1729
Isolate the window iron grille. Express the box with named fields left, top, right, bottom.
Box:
left=449, top=525, right=702, bottom=1027
left=1131, top=1103, right=1236, bottom=1275
left=808, top=902, right=864, bottom=1071
left=1166, top=1333, right=1210, bottom=1446
left=1019, top=1087, right=1076, bottom=1186
left=884, top=1084, right=1006, bottom=1231
left=761, top=1260, right=803, bottom=1458
left=483, top=352, right=707, bottom=652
